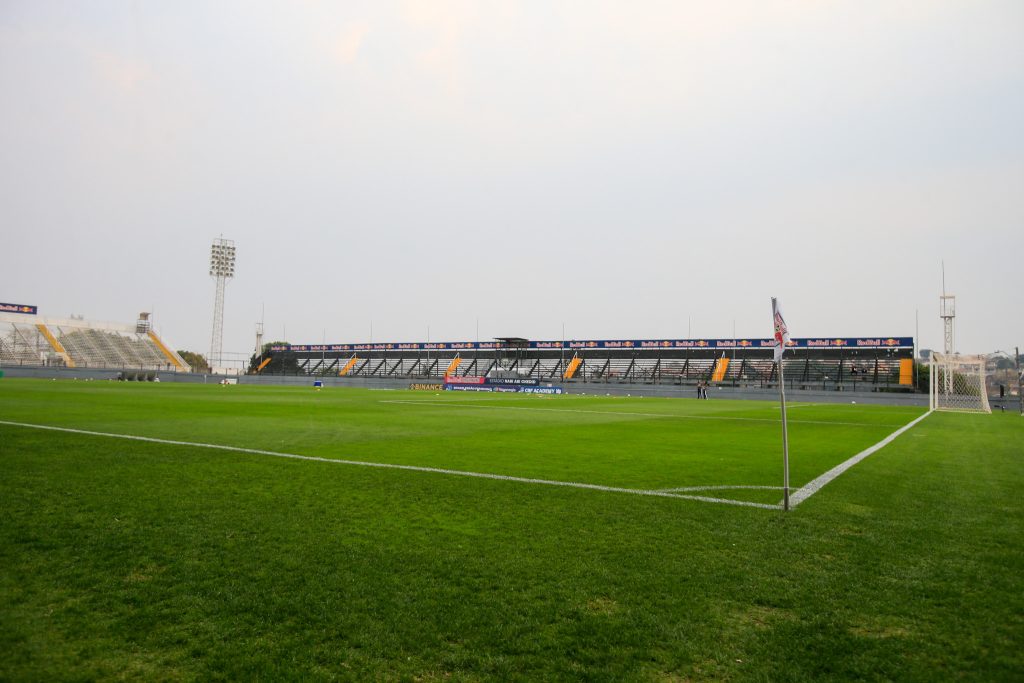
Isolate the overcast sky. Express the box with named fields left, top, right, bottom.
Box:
left=2, top=1, right=1022, bottom=360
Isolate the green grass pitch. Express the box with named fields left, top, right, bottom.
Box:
left=1, top=379, right=1021, bottom=680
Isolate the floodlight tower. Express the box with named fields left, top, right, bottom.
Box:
left=940, top=294, right=955, bottom=355
left=254, top=303, right=265, bottom=361
left=209, top=238, right=236, bottom=369
left=940, top=264, right=955, bottom=355
left=939, top=264, right=955, bottom=395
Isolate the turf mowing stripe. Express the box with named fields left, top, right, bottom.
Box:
left=789, top=410, right=933, bottom=507
left=379, top=400, right=892, bottom=428
left=0, top=420, right=779, bottom=510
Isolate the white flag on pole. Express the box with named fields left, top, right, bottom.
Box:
left=772, top=298, right=790, bottom=362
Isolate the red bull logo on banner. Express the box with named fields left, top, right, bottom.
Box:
left=0, top=302, right=37, bottom=315
left=272, top=336, right=913, bottom=353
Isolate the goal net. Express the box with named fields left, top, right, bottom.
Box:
left=929, top=353, right=991, bottom=414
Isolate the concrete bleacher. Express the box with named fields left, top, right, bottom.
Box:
left=285, top=347, right=912, bottom=391
left=58, top=328, right=148, bottom=368
left=280, top=333, right=915, bottom=393
left=0, top=313, right=190, bottom=372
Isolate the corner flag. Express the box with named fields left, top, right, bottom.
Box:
left=772, top=298, right=790, bottom=362
left=771, top=297, right=792, bottom=511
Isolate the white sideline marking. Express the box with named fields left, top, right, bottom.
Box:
left=789, top=410, right=933, bottom=507
left=0, top=420, right=778, bottom=510
left=659, top=485, right=781, bottom=493
left=380, top=400, right=886, bottom=428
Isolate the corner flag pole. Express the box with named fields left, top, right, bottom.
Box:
left=778, top=351, right=790, bottom=511
left=772, top=297, right=791, bottom=511
left=1016, top=346, right=1022, bottom=417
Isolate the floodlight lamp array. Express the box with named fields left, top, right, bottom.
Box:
left=209, top=241, right=236, bottom=278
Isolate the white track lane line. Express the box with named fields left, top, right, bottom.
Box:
left=789, top=410, right=933, bottom=507
left=380, top=400, right=891, bottom=428
left=0, top=420, right=779, bottom=510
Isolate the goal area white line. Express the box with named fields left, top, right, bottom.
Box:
left=0, top=410, right=930, bottom=512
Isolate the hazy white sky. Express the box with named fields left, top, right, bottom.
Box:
left=2, top=1, right=1022, bottom=358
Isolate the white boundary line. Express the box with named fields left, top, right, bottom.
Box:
left=789, top=410, right=933, bottom=507
left=0, top=420, right=778, bottom=510
left=658, top=484, right=781, bottom=493
left=379, top=400, right=889, bottom=428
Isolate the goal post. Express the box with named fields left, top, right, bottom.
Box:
left=929, top=353, right=991, bottom=414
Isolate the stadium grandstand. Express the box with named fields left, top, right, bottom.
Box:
left=263, top=335, right=915, bottom=392
left=0, top=307, right=190, bottom=373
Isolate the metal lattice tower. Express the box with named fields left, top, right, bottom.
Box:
left=939, top=264, right=955, bottom=395
left=209, top=238, right=236, bottom=369
left=940, top=294, right=955, bottom=356
left=940, top=263, right=955, bottom=355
